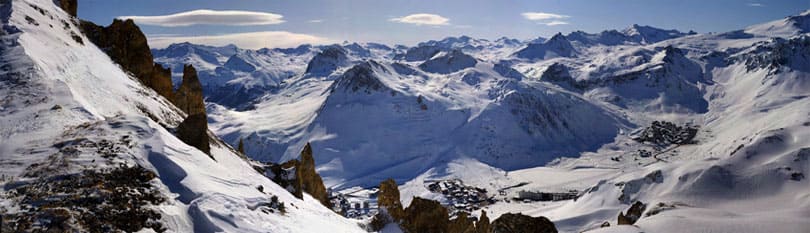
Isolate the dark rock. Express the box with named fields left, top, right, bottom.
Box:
left=402, top=197, right=449, bottom=233
left=492, top=213, right=557, bottom=233
left=237, top=138, right=245, bottom=155
left=601, top=221, right=611, bottom=228
left=617, top=201, right=646, bottom=225
left=447, top=212, right=475, bottom=233
left=54, top=0, right=77, bottom=17
left=80, top=19, right=174, bottom=99
left=296, top=143, right=331, bottom=208
left=173, top=65, right=206, bottom=116
left=177, top=113, right=210, bottom=155
left=378, top=178, right=405, bottom=220
left=476, top=210, right=492, bottom=233
left=263, top=143, right=330, bottom=208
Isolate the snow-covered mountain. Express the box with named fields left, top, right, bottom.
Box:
left=180, top=9, right=810, bottom=233
left=0, top=0, right=365, bottom=232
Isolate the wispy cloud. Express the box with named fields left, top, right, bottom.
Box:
left=542, top=21, right=569, bottom=26
left=147, top=31, right=334, bottom=49
left=119, top=9, right=284, bottom=27
left=522, top=12, right=571, bottom=26
left=746, top=3, right=764, bottom=7
left=390, top=13, right=449, bottom=26
left=521, top=12, right=570, bottom=21
left=308, top=19, right=324, bottom=23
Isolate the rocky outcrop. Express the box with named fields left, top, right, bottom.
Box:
left=173, top=65, right=206, bottom=115
left=447, top=212, right=475, bottom=233
left=176, top=113, right=210, bottom=155
left=264, top=143, right=330, bottom=208
left=378, top=178, right=405, bottom=220
left=476, top=210, right=492, bottom=233
left=80, top=19, right=174, bottom=99
left=237, top=138, right=245, bottom=155
left=401, top=197, right=449, bottom=233
left=296, top=143, right=330, bottom=208
left=54, top=0, right=77, bottom=17
left=492, top=213, right=557, bottom=233
left=617, top=201, right=646, bottom=225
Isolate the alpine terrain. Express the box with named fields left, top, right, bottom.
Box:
left=1, top=0, right=809, bottom=232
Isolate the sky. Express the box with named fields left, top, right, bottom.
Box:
left=77, top=0, right=810, bottom=49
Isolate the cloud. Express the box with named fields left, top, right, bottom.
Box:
left=147, top=31, right=335, bottom=49
left=308, top=19, right=324, bottom=23
left=521, top=12, right=570, bottom=21
left=390, top=13, right=449, bottom=26
left=119, top=9, right=285, bottom=27
left=542, top=21, right=569, bottom=26
left=746, top=3, right=764, bottom=7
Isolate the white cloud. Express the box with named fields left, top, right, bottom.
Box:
left=119, top=9, right=285, bottom=27
left=147, top=31, right=335, bottom=49
left=390, top=13, right=449, bottom=26
left=543, top=21, right=569, bottom=26
left=521, top=12, right=570, bottom=21
left=747, top=3, right=764, bottom=7
left=308, top=19, right=324, bottom=23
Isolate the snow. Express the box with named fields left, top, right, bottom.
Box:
left=0, top=0, right=365, bottom=232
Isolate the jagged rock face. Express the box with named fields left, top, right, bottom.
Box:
left=177, top=113, right=210, bottom=155
left=54, top=0, right=77, bottom=17
left=263, top=143, right=330, bottom=208
left=447, top=212, right=475, bottom=233
left=80, top=19, right=174, bottom=99
left=401, top=197, right=449, bottom=233
left=418, top=50, right=477, bottom=74
left=173, top=65, right=206, bottom=116
left=491, top=213, right=557, bottom=233
left=476, top=211, right=492, bottom=233
left=295, top=143, right=331, bottom=208
left=377, top=178, right=405, bottom=220
left=618, top=201, right=646, bottom=225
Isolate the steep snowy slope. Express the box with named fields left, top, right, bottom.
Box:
left=0, top=0, right=364, bottom=232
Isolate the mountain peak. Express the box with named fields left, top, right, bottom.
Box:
left=330, top=60, right=390, bottom=94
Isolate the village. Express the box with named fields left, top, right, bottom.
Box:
left=426, top=179, right=494, bottom=217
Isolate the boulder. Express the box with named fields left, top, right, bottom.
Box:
left=617, top=201, right=646, bottom=225
left=492, top=213, right=557, bottom=233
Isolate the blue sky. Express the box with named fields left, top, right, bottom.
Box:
left=78, top=0, right=810, bottom=49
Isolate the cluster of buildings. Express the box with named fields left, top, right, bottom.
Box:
left=426, top=179, right=493, bottom=215
left=329, top=188, right=379, bottom=219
